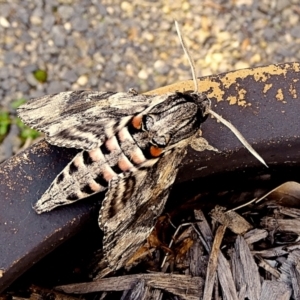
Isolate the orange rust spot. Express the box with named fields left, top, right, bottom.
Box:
left=292, top=62, right=300, bottom=72
left=276, top=89, right=284, bottom=101
left=228, top=95, right=237, bottom=105
left=237, top=88, right=247, bottom=106
left=263, top=83, right=273, bottom=93
left=131, top=115, right=142, bottom=129
left=150, top=145, right=163, bottom=157
left=289, top=84, right=298, bottom=99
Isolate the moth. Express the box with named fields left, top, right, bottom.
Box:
left=17, top=22, right=266, bottom=273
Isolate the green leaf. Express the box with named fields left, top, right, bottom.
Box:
left=15, top=118, right=40, bottom=140
left=0, top=111, right=10, bottom=136
left=11, top=98, right=26, bottom=109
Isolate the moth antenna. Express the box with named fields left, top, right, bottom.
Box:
left=175, top=21, right=199, bottom=93
left=209, top=109, right=268, bottom=168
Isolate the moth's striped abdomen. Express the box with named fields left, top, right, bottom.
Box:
left=34, top=125, right=150, bottom=213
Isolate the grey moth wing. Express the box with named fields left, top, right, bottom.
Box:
left=99, top=139, right=188, bottom=270
left=17, top=91, right=156, bottom=151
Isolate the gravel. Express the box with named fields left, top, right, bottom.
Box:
left=0, top=0, right=300, bottom=108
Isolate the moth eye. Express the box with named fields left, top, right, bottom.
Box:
left=152, top=135, right=168, bottom=147
left=142, top=115, right=154, bottom=131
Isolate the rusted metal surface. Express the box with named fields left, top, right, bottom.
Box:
left=0, top=63, right=300, bottom=291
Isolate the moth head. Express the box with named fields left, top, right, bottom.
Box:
left=130, top=91, right=210, bottom=158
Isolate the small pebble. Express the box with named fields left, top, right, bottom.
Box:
left=77, top=75, right=88, bottom=86
left=0, top=17, right=10, bottom=28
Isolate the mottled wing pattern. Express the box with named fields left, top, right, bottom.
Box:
left=99, top=139, right=189, bottom=270
left=17, top=91, right=155, bottom=150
